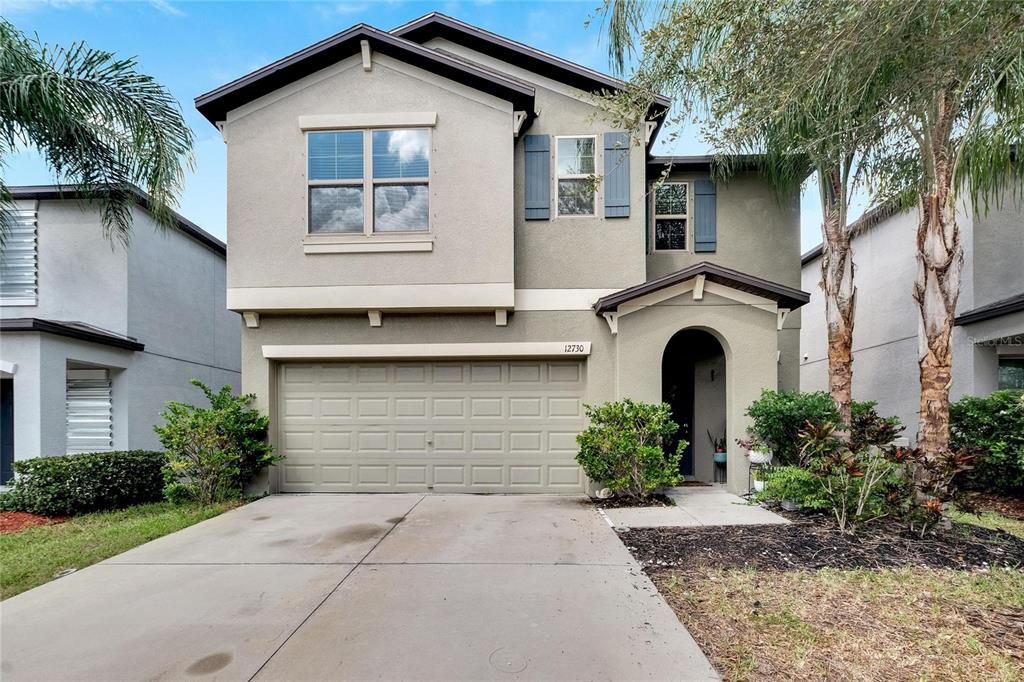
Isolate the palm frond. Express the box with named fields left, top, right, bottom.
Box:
left=0, top=19, right=193, bottom=247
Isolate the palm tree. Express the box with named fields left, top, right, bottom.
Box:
left=598, top=0, right=881, bottom=428
left=0, top=19, right=193, bottom=246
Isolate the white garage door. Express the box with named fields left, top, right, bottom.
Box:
left=277, top=360, right=587, bottom=492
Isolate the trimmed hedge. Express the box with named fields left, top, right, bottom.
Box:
left=951, top=389, right=1024, bottom=494
left=0, top=450, right=166, bottom=516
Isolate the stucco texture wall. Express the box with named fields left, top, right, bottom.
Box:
left=615, top=290, right=780, bottom=493
left=224, top=54, right=515, bottom=291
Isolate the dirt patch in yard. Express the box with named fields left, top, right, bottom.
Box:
left=620, top=512, right=1024, bottom=571
left=968, top=492, right=1024, bottom=521
left=0, top=512, right=66, bottom=535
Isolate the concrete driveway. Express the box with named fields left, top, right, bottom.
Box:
left=0, top=494, right=717, bottom=681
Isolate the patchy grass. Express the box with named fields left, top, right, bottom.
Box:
left=952, top=507, right=1024, bottom=540
left=0, top=501, right=240, bottom=599
left=654, top=567, right=1024, bottom=681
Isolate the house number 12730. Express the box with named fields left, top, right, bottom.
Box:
left=563, top=344, right=585, bottom=353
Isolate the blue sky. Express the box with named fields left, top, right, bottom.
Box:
left=2, top=0, right=853, bottom=250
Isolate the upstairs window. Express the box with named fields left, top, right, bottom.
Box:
left=653, top=182, right=689, bottom=251
left=556, top=136, right=596, bottom=216
left=308, top=128, right=430, bottom=235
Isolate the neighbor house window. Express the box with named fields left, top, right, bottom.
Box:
left=0, top=204, right=38, bottom=305
left=999, top=358, right=1024, bottom=389
left=556, top=136, right=596, bottom=216
left=653, top=182, right=689, bottom=251
left=308, top=128, right=430, bottom=235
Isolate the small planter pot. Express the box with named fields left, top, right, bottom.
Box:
left=780, top=499, right=799, bottom=512
left=713, top=451, right=728, bottom=464
left=747, top=449, right=773, bottom=465
left=752, top=479, right=765, bottom=493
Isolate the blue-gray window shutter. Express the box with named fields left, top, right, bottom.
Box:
left=603, top=132, right=630, bottom=218
left=524, top=134, right=550, bottom=220
left=694, top=179, right=717, bottom=252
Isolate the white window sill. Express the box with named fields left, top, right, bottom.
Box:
left=303, top=234, right=433, bottom=254
left=0, top=298, right=37, bottom=307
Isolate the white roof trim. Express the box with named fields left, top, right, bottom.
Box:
left=262, top=341, right=592, bottom=360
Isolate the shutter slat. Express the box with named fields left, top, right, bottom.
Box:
left=694, top=179, right=717, bottom=252
left=0, top=208, right=37, bottom=302
left=66, top=374, right=112, bottom=454
left=603, top=132, right=630, bottom=218
left=524, top=134, right=550, bottom=220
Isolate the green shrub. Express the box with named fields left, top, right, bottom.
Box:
left=576, top=399, right=684, bottom=500
left=0, top=450, right=165, bottom=516
left=745, top=390, right=841, bottom=465
left=950, top=389, right=1024, bottom=494
left=744, top=391, right=903, bottom=465
left=756, top=465, right=830, bottom=510
left=155, top=380, right=278, bottom=504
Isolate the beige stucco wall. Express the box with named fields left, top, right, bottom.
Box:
left=616, top=289, right=780, bottom=492
left=223, top=54, right=515, bottom=293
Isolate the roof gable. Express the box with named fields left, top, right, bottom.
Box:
left=594, top=262, right=810, bottom=313
left=392, top=13, right=670, bottom=109
left=195, top=24, right=535, bottom=126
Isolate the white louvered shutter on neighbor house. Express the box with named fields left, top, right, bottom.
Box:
left=66, top=369, right=113, bottom=454
left=0, top=205, right=38, bottom=304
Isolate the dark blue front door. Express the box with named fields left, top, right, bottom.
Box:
left=1, top=378, right=13, bottom=484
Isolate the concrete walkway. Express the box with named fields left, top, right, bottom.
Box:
left=0, top=494, right=718, bottom=681
left=600, top=486, right=789, bottom=529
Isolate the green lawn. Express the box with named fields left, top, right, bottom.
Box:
left=951, top=507, right=1024, bottom=539
left=0, top=501, right=240, bottom=599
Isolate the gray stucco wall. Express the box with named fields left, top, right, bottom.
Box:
left=1, top=199, right=240, bottom=460
left=800, top=195, right=1023, bottom=440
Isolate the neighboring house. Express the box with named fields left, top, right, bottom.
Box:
left=800, top=192, right=1024, bottom=438
left=0, top=186, right=241, bottom=481
left=196, top=12, right=808, bottom=494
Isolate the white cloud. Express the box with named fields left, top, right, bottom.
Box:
left=374, top=185, right=428, bottom=231
left=385, top=129, right=429, bottom=165
left=149, top=0, right=184, bottom=17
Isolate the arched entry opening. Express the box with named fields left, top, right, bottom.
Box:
left=662, top=329, right=727, bottom=482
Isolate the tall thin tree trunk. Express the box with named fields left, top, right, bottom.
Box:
left=914, top=181, right=962, bottom=460
left=819, top=167, right=855, bottom=428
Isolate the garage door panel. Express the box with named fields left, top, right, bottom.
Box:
left=278, top=360, right=585, bottom=492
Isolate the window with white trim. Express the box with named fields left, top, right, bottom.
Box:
left=0, top=205, right=38, bottom=305
left=66, top=368, right=112, bottom=454
left=556, top=136, right=596, bottom=216
left=653, top=182, right=690, bottom=251
left=308, top=128, right=430, bottom=235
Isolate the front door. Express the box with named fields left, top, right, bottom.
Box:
left=1, top=378, right=13, bottom=484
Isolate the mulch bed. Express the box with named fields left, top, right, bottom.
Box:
left=619, top=511, right=1024, bottom=572
left=590, top=493, right=676, bottom=509
left=0, top=511, right=66, bottom=535
left=968, top=492, right=1024, bottom=521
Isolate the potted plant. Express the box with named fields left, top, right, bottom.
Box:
left=751, top=467, right=766, bottom=493
left=737, top=437, right=773, bottom=465
left=708, top=430, right=728, bottom=464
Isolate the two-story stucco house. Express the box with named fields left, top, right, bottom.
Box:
left=801, top=191, right=1024, bottom=437
left=196, top=13, right=808, bottom=495
left=0, top=186, right=241, bottom=482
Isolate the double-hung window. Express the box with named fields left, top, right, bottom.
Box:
left=653, top=182, right=689, bottom=251
left=308, top=128, right=430, bottom=235
left=556, top=136, right=596, bottom=216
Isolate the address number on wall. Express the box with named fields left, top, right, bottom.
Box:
left=563, top=343, right=587, bottom=354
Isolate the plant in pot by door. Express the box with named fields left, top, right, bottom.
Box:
left=708, top=431, right=728, bottom=464
left=750, top=466, right=766, bottom=493
left=737, top=437, right=773, bottom=465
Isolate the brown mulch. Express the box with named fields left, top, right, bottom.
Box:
left=969, top=492, right=1024, bottom=521
left=590, top=493, right=676, bottom=509
left=0, top=511, right=66, bottom=535
left=620, top=511, right=1024, bottom=572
